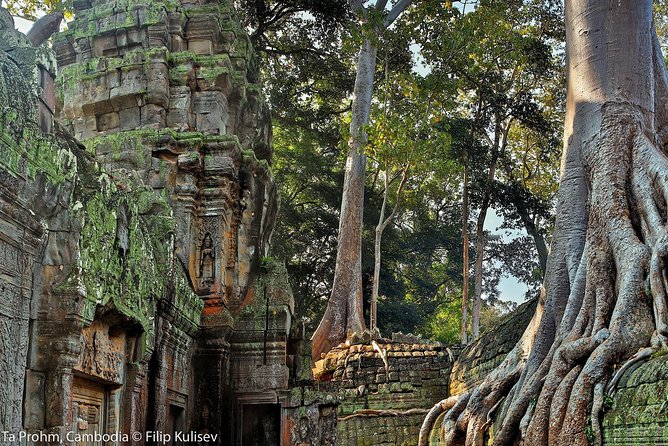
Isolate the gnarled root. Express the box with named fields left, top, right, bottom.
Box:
left=431, top=104, right=668, bottom=446
left=419, top=396, right=462, bottom=446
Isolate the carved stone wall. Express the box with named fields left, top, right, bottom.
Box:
left=0, top=1, right=299, bottom=445
left=53, top=0, right=276, bottom=319
left=0, top=11, right=69, bottom=440
left=311, top=338, right=456, bottom=446
left=1, top=5, right=203, bottom=445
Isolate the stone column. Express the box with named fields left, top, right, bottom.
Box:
left=44, top=334, right=81, bottom=446
left=193, top=332, right=232, bottom=446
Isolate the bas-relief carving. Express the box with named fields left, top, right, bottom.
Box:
left=0, top=233, right=33, bottom=434
left=0, top=299, right=30, bottom=434
left=0, top=238, right=21, bottom=275
left=198, top=232, right=215, bottom=287
left=75, top=320, right=126, bottom=384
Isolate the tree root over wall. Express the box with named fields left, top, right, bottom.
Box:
left=420, top=2, right=668, bottom=445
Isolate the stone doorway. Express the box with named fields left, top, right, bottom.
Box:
left=72, top=376, right=108, bottom=446
left=240, top=403, right=280, bottom=446
left=168, top=404, right=185, bottom=446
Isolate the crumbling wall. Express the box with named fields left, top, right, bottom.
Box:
left=49, top=1, right=292, bottom=444
left=449, top=299, right=537, bottom=396
left=601, top=354, right=668, bottom=445
left=0, top=7, right=208, bottom=443
left=313, top=338, right=456, bottom=446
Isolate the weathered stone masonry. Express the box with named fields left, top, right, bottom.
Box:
left=6, top=1, right=668, bottom=445
left=0, top=0, right=308, bottom=444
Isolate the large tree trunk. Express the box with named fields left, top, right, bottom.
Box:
left=311, top=38, right=376, bottom=360
left=424, top=1, right=668, bottom=445
left=311, top=0, right=412, bottom=360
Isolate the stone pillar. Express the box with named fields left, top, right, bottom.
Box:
left=43, top=332, right=81, bottom=446
left=124, top=360, right=150, bottom=446
left=193, top=333, right=232, bottom=445
left=152, top=323, right=169, bottom=435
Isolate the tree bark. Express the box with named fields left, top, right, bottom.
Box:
left=312, top=37, right=376, bottom=360
left=427, top=1, right=668, bottom=444
left=312, top=0, right=412, bottom=360
left=461, top=163, right=470, bottom=345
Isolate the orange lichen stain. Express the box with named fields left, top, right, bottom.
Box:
left=239, top=287, right=255, bottom=309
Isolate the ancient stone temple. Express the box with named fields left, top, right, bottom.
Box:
left=0, top=1, right=310, bottom=444
left=7, top=1, right=668, bottom=445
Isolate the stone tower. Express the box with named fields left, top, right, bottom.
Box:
left=51, top=0, right=296, bottom=443
left=0, top=0, right=309, bottom=444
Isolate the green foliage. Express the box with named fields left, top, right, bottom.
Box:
left=409, top=0, right=563, bottom=303
left=271, top=121, right=344, bottom=331
left=3, top=0, right=72, bottom=19
left=424, top=298, right=462, bottom=344
left=270, top=0, right=565, bottom=340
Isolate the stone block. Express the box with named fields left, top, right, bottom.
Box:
left=141, top=104, right=166, bottom=128
left=96, top=111, right=119, bottom=132
left=110, top=90, right=144, bottom=112
left=171, top=34, right=185, bottom=52
left=93, top=34, right=117, bottom=57
left=189, top=39, right=213, bottom=55
left=116, top=30, right=128, bottom=49
left=119, top=107, right=140, bottom=130
left=127, top=29, right=146, bottom=46
left=389, top=382, right=402, bottom=393
left=146, top=61, right=170, bottom=108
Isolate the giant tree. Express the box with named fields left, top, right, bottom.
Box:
left=311, top=0, right=412, bottom=360
left=420, top=1, right=668, bottom=445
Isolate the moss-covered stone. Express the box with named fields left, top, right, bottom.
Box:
left=602, top=353, right=668, bottom=445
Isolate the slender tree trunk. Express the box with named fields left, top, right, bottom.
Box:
left=371, top=172, right=388, bottom=331
left=426, top=2, right=668, bottom=445
left=312, top=38, right=377, bottom=360
left=514, top=198, right=549, bottom=276
left=471, top=158, right=499, bottom=338
left=472, top=127, right=501, bottom=338
left=371, top=168, right=408, bottom=331
left=461, top=163, right=470, bottom=344
left=471, top=206, right=487, bottom=339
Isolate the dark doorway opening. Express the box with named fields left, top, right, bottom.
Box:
left=241, top=403, right=280, bottom=446
left=168, top=404, right=185, bottom=446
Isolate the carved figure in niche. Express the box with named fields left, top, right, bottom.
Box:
left=198, top=233, right=215, bottom=286
left=198, top=401, right=211, bottom=445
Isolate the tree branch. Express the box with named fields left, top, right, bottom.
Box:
left=350, top=0, right=367, bottom=18
left=375, top=0, right=389, bottom=11
left=383, top=0, right=412, bottom=27
left=381, top=165, right=409, bottom=231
